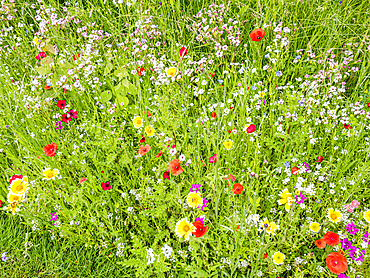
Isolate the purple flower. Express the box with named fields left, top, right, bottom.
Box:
left=363, top=232, right=370, bottom=244
left=50, top=212, right=58, bottom=222
left=295, top=192, right=306, bottom=204
left=195, top=217, right=205, bottom=225
left=198, top=197, right=209, bottom=211
left=190, top=184, right=201, bottom=193
left=1, top=252, right=9, bottom=262
left=337, top=274, right=350, bottom=278
left=341, top=238, right=353, bottom=251
left=300, top=162, right=310, bottom=171
left=345, top=222, right=359, bottom=235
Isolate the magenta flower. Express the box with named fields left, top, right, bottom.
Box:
left=190, top=184, right=201, bottom=193
left=50, top=212, right=58, bottom=222
left=295, top=192, right=306, bottom=204
left=209, top=154, right=217, bottom=163
left=345, top=222, right=359, bottom=235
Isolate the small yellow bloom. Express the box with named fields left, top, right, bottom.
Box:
left=175, top=218, right=195, bottom=240
left=166, top=67, right=177, bottom=77
left=145, top=125, right=155, bottom=137
left=309, top=222, right=321, bottom=233
left=4, top=202, right=21, bottom=215
left=328, top=208, right=342, bottom=223
left=42, top=168, right=59, bottom=180
left=187, top=192, right=203, bottom=208
left=259, top=92, right=266, bottom=97
left=33, top=36, right=42, bottom=46
left=348, top=129, right=355, bottom=135
left=273, top=251, right=285, bottom=265
left=7, top=192, right=25, bottom=204
left=133, top=116, right=143, bottom=128
left=260, top=218, right=279, bottom=235
left=364, top=210, right=370, bottom=223
left=9, top=176, right=28, bottom=196
left=223, top=139, right=233, bottom=150
left=277, top=189, right=293, bottom=211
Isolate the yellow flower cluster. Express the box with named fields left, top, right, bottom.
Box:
left=4, top=176, right=29, bottom=215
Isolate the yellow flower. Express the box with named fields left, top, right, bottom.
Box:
left=42, top=168, right=59, bottom=180
left=166, top=67, right=177, bottom=77
left=187, top=192, right=203, bottom=208
left=309, top=222, right=321, bottom=233
left=133, top=116, right=143, bottom=129
left=277, top=189, right=293, bottom=211
left=348, top=129, right=355, bottom=135
left=259, top=92, right=266, bottom=97
left=9, top=176, right=28, bottom=196
left=328, top=208, right=342, bottom=223
left=260, top=218, right=279, bottom=235
left=33, top=36, right=42, bottom=45
left=7, top=192, right=25, bottom=204
left=175, top=218, right=195, bottom=240
left=223, top=139, right=233, bottom=150
left=364, top=210, right=370, bottom=223
left=273, top=251, right=285, bottom=265
left=145, top=125, right=155, bottom=137
left=4, top=202, right=21, bottom=215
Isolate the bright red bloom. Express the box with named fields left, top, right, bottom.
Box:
left=233, top=183, right=244, bottom=194
left=57, top=100, right=67, bottom=109
left=10, top=175, right=23, bottom=184
left=192, top=220, right=208, bottom=238
left=264, top=253, right=268, bottom=259
left=317, top=156, right=324, bottom=163
left=344, top=124, right=351, bottom=129
left=211, top=112, right=217, bottom=119
left=326, top=252, right=348, bottom=275
left=68, top=109, right=78, bottom=119
left=169, top=159, right=183, bottom=176
left=156, top=150, right=163, bottom=158
left=246, top=124, right=255, bottom=133
left=137, top=66, right=145, bottom=76
left=36, top=52, right=47, bottom=60
left=323, top=231, right=340, bottom=247
left=140, top=136, right=145, bottom=143
left=209, top=154, right=217, bottom=163
left=250, top=28, right=265, bottom=42
left=179, top=47, right=188, bottom=57
left=44, top=142, right=58, bottom=157
left=63, top=88, right=67, bottom=94
left=291, top=167, right=300, bottom=175
left=368, top=102, right=370, bottom=108
left=163, top=170, right=170, bottom=180
left=101, top=182, right=111, bottom=191
left=228, top=129, right=232, bottom=134
left=44, top=85, right=52, bottom=90
left=147, top=111, right=151, bottom=118
left=315, top=239, right=326, bottom=249
left=0, top=200, right=2, bottom=207
left=62, top=114, right=73, bottom=123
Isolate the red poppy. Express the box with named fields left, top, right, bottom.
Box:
left=169, top=159, right=183, bottom=176
left=63, top=88, right=67, bottom=94
left=9, top=174, right=23, bottom=184
left=139, top=144, right=151, bottom=156
left=368, top=102, right=370, bottom=108
left=68, top=109, right=78, bottom=119
left=36, top=52, right=47, bottom=60
left=199, top=160, right=206, bottom=167
left=323, top=231, right=340, bottom=247
left=62, top=114, right=73, bottom=123
left=140, top=136, right=145, bottom=143
left=211, top=112, right=217, bottom=119
left=0, top=200, right=2, bottom=207
left=317, top=156, right=323, bottom=163
left=233, top=183, right=244, bottom=194
left=236, top=225, right=240, bottom=231
left=57, top=100, right=67, bottom=109
left=147, top=111, right=151, bottom=118
left=250, top=28, right=265, bottom=42
left=44, top=85, right=52, bottom=90
left=228, top=129, right=232, bottom=134
left=291, top=167, right=300, bottom=175
left=209, top=154, right=217, bottom=163
left=101, top=182, right=111, bottom=191
left=315, top=239, right=326, bottom=249
left=44, top=142, right=58, bottom=157
left=137, top=66, right=145, bottom=76
left=156, top=150, right=163, bottom=158
left=192, top=220, right=208, bottom=238
left=163, top=170, right=170, bottom=180
left=264, top=253, right=268, bottom=259
left=246, top=124, right=255, bottom=133
left=344, top=123, right=351, bottom=129
left=326, top=252, right=348, bottom=275
left=73, top=54, right=81, bottom=61
left=209, top=72, right=216, bottom=77
left=179, top=47, right=187, bottom=57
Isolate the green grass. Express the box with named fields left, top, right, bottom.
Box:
left=0, top=0, right=370, bottom=277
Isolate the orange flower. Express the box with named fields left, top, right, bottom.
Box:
left=326, top=252, right=348, bottom=275
left=233, top=183, right=244, bottom=194
left=44, top=142, right=58, bottom=157
left=169, top=159, right=183, bottom=176
left=315, top=239, right=326, bottom=249
left=156, top=150, right=163, bottom=158
left=138, top=144, right=151, bottom=156
left=323, top=231, right=340, bottom=247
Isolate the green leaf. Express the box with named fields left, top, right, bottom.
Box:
left=113, top=67, right=128, bottom=79
left=43, top=44, right=56, bottom=55
left=121, top=78, right=129, bottom=88
left=104, top=62, right=113, bottom=76
left=128, top=83, right=137, bottom=94
left=100, top=91, right=112, bottom=103
left=35, top=66, right=47, bottom=75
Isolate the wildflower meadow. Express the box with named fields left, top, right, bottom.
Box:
left=1, top=0, right=370, bottom=277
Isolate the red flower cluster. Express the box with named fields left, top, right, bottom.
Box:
left=192, top=220, right=208, bottom=238
left=44, top=142, right=58, bottom=157
left=56, top=100, right=78, bottom=123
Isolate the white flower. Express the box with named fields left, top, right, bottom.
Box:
left=179, top=154, right=186, bottom=161
left=169, top=148, right=177, bottom=156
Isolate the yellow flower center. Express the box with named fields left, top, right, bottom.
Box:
left=183, top=225, right=190, bottom=232
left=330, top=213, right=338, bottom=220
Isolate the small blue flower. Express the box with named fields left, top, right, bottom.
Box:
left=275, top=71, right=282, bottom=77
left=296, top=55, right=301, bottom=59
left=1, top=252, right=9, bottom=262
left=218, top=79, right=224, bottom=84
left=264, top=53, right=270, bottom=59
left=252, top=86, right=257, bottom=90
left=284, top=161, right=290, bottom=168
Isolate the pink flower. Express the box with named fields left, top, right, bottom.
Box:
left=179, top=47, right=187, bottom=57
left=79, top=177, right=87, bottom=184
left=209, top=154, right=217, bottom=163
left=36, top=52, right=47, bottom=60
left=351, top=199, right=360, bottom=208
left=344, top=204, right=354, bottom=213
